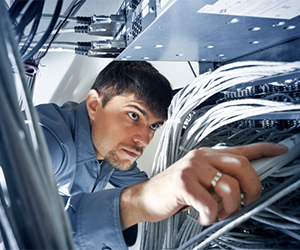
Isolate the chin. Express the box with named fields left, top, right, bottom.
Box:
left=106, top=158, right=134, bottom=171
left=113, top=164, right=133, bottom=172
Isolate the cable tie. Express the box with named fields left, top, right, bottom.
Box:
left=179, top=146, right=189, bottom=153
left=168, top=118, right=182, bottom=125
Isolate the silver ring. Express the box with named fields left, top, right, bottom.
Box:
left=211, top=172, right=222, bottom=188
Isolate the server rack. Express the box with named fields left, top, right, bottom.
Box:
left=121, top=1, right=300, bottom=249
left=1, top=0, right=300, bottom=249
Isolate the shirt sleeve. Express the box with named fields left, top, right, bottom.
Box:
left=41, top=127, right=64, bottom=175
left=63, top=188, right=129, bottom=250
left=109, top=162, right=149, bottom=188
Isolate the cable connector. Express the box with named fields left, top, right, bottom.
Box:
left=91, top=14, right=125, bottom=24
left=88, top=14, right=125, bottom=38
left=92, top=40, right=125, bottom=50
left=75, top=39, right=125, bottom=58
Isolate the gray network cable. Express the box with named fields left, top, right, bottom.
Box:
left=140, top=61, right=300, bottom=250
left=0, top=2, right=74, bottom=249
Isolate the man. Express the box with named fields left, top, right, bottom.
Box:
left=36, top=61, right=287, bottom=249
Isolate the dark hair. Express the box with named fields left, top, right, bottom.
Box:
left=91, top=61, right=173, bottom=120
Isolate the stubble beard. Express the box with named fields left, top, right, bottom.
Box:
left=104, top=143, right=143, bottom=171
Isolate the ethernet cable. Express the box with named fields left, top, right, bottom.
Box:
left=141, top=61, right=300, bottom=250
left=22, top=0, right=63, bottom=62
left=151, top=61, right=300, bottom=176
left=0, top=2, right=74, bottom=249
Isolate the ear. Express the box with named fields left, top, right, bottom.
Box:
left=86, top=89, right=102, bottom=122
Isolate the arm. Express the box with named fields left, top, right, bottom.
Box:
left=64, top=189, right=130, bottom=250
left=119, top=142, right=288, bottom=230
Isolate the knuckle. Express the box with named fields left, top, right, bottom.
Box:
left=219, top=176, right=240, bottom=195
left=185, top=149, right=198, bottom=161
left=184, top=150, right=203, bottom=167
left=223, top=178, right=241, bottom=200
left=180, top=168, right=194, bottom=191
left=180, top=168, right=191, bottom=183
left=193, top=147, right=210, bottom=156
left=189, top=148, right=199, bottom=155
left=188, top=149, right=201, bottom=159
left=198, top=147, right=212, bottom=153
left=234, top=145, right=247, bottom=154
left=235, top=155, right=250, bottom=167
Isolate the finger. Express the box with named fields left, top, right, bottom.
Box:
left=190, top=174, right=240, bottom=223
left=205, top=170, right=241, bottom=220
left=220, top=156, right=260, bottom=205
left=183, top=179, right=219, bottom=225
left=181, top=160, right=240, bottom=224
left=205, top=152, right=261, bottom=205
left=212, top=174, right=241, bottom=220
left=182, top=150, right=248, bottom=213
left=194, top=148, right=260, bottom=205
left=206, top=142, right=287, bottom=161
left=209, top=189, right=223, bottom=211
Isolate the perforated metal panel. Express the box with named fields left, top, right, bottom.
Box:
left=116, top=0, right=300, bottom=62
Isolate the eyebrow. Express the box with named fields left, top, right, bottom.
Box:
left=153, top=120, right=164, bottom=126
left=126, top=104, right=148, bottom=118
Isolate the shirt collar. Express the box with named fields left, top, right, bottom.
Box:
left=75, top=100, right=98, bottom=164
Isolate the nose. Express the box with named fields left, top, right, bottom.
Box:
left=132, top=126, right=152, bottom=147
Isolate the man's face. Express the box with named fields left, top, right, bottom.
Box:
left=88, top=92, right=164, bottom=171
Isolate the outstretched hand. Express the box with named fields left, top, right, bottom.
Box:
left=120, top=142, right=287, bottom=230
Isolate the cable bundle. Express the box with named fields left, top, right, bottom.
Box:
left=7, top=0, right=86, bottom=101
left=140, top=61, right=300, bottom=250
left=8, top=0, right=63, bottom=63
left=8, top=0, right=86, bottom=83
left=0, top=1, right=74, bottom=249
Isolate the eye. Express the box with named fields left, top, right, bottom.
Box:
left=150, top=123, right=159, bottom=131
left=128, top=112, right=139, bottom=120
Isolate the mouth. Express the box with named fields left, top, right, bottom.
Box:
left=122, top=148, right=141, bottom=159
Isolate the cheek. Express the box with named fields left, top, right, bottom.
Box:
left=96, top=111, right=123, bottom=134
left=94, top=118, right=131, bottom=146
left=149, top=131, right=155, bottom=142
left=93, top=109, right=139, bottom=146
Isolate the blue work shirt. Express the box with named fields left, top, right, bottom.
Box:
left=36, top=101, right=149, bottom=250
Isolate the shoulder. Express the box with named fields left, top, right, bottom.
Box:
left=36, top=102, right=78, bottom=143
left=35, top=102, right=80, bottom=174
left=36, top=102, right=78, bottom=125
